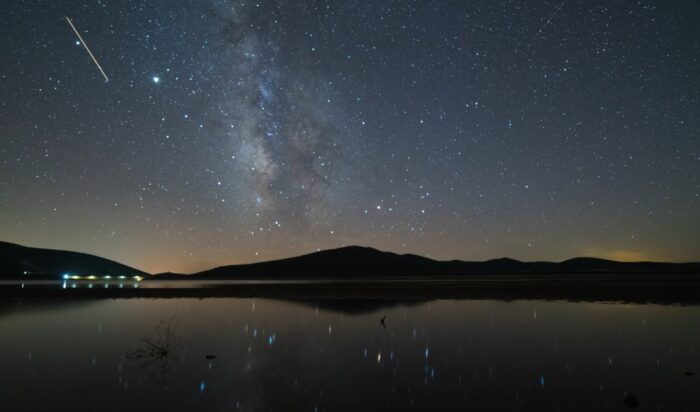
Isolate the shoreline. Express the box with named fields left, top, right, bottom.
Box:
left=2, top=275, right=700, bottom=304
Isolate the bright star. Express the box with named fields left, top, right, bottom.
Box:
left=152, top=76, right=160, bottom=84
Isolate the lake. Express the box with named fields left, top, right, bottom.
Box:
left=0, top=296, right=698, bottom=411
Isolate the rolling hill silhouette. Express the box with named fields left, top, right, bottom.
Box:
left=168, top=245, right=700, bottom=279
left=0, top=241, right=146, bottom=278
left=2, top=241, right=699, bottom=280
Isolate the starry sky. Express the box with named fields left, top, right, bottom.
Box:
left=1, top=0, right=698, bottom=273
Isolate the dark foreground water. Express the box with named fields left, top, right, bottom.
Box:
left=0, top=297, right=698, bottom=411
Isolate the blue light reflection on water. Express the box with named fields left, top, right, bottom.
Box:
left=0, top=298, right=699, bottom=411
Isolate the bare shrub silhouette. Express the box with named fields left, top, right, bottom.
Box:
left=126, top=318, right=182, bottom=378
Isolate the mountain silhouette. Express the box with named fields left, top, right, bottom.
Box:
left=170, top=245, right=700, bottom=279
left=0, top=241, right=146, bottom=278
left=2, top=241, right=699, bottom=280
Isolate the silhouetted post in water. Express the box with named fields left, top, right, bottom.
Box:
left=380, top=315, right=386, bottom=328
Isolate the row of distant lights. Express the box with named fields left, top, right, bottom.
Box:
left=61, top=274, right=143, bottom=290
left=62, top=274, right=144, bottom=282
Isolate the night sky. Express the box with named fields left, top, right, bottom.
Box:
left=1, top=0, right=698, bottom=273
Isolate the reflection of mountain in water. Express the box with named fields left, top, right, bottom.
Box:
left=0, top=298, right=101, bottom=319
left=287, top=299, right=429, bottom=315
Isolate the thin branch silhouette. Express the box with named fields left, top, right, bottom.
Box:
left=126, top=318, right=182, bottom=378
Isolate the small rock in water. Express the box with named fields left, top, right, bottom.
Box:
left=684, top=371, right=695, bottom=377
left=623, top=393, right=640, bottom=409
left=205, top=355, right=216, bottom=359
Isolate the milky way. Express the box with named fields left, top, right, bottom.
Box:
left=205, top=3, right=350, bottom=230
left=1, top=0, right=698, bottom=272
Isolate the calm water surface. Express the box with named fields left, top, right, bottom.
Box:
left=0, top=297, right=698, bottom=411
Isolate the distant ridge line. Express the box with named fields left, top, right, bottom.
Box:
left=1, top=241, right=698, bottom=279
left=0, top=240, right=146, bottom=277
left=181, top=245, right=700, bottom=279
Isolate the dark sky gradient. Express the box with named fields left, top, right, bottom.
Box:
left=1, top=0, right=698, bottom=273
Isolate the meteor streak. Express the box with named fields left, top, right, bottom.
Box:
left=65, top=16, right=109, bottom=82
left=534, top=2, right=564, bottom=39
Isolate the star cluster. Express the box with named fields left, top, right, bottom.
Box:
left=1, top=0, right=698, bottom=272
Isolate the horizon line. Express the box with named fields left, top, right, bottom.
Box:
left=3, top=239, right=699, bottom=275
